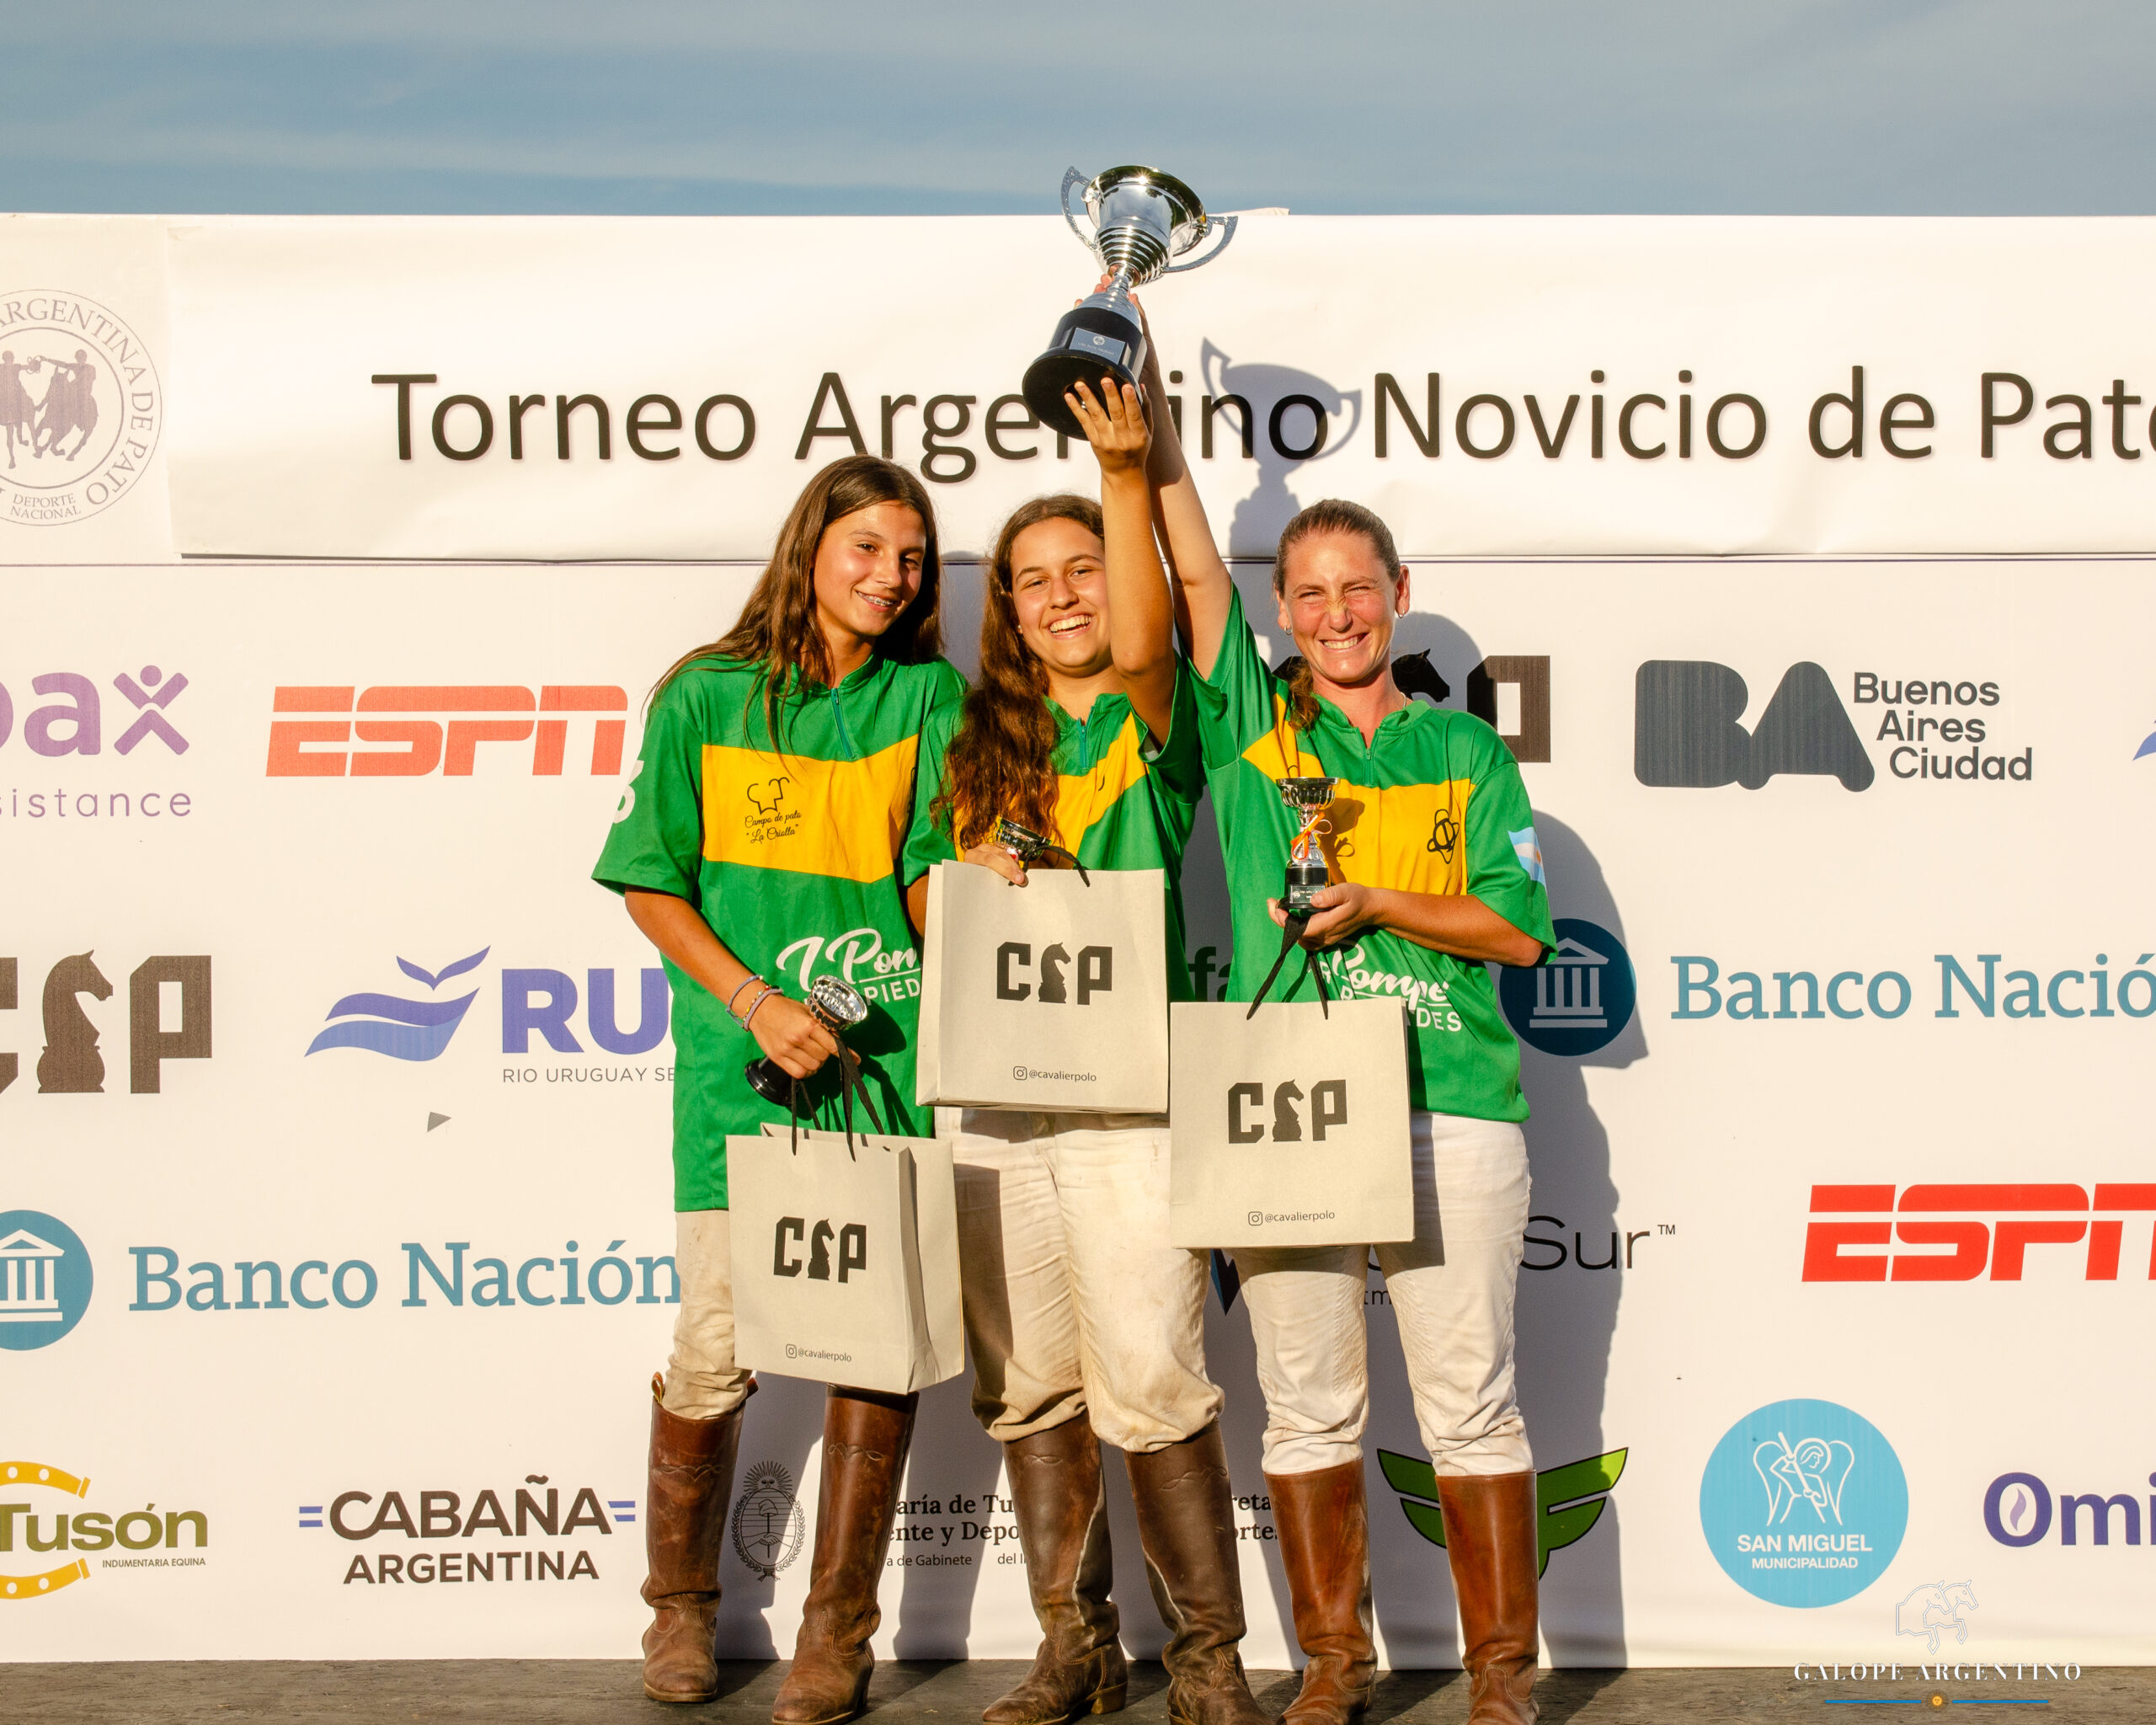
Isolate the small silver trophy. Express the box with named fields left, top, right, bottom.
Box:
left=1278, top=776, right=1339, bottom=913
left=744, top=975, right=869, bottom=1110
left=1022, top=166, right=1237, bottom=438
left=991, top=814, right=1089, bottom=884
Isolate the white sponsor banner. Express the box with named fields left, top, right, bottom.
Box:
left=154, top=213, right=2156, bottom=562
left=7, top=555, right=2155, bottom=1670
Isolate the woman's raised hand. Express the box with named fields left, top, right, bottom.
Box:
left=747, top=991, right=843, bottom=1080
left=1066, top=376, right=1150, bottom=478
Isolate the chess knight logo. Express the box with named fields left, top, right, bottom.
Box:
left=1755, top=1431, right=1856, bottom=1525
left=0, top=291, right=163, bottom=526
left=730, top=1461, right=805, bottom=1579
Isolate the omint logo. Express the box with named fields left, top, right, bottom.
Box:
left=1699, top=1397, right=1908, bottom=1607
left=1378, top=1446, right=1625, bottom=1577
left=1498, top=917, right=1636, bottom=1057
left=0, top=1210, right=92, bottom=1350
left=0, top=291, right=163, bottom=527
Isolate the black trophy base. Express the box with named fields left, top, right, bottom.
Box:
left=744, top=1056, right=810, bottom=1114
left=1022, top=298, right=1149, bottom=438
left=1283, top=861, right=1330, bottom=915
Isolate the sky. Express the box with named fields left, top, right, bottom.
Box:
left=7, top=1, right=2153, bottom=217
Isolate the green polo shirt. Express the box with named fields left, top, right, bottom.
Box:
left=904, top=662, right=1207, bottom=1000
left=594, top=649, right=963, bottom=1208
left=1192, top=590, right=1555, bottom=1122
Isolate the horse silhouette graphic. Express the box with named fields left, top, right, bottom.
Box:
left=1754, top=1432, right=1855, bottom=1525
left=1896, top=1580, right=1978, bottom=1654
left=37, top=952, right=113, bottom=1093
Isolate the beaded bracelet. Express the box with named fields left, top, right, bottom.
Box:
left=726, top=973, right=766, bottom=1017
left=740, top=986, right=781, bottom=1033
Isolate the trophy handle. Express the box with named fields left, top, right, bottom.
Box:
left=1059, top=167, right=1092, bottom=248
left=1164, top=212, right=1237, bottom=274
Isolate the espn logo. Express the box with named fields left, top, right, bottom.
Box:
left=1804, top=1183, right=2156, bottom=1283
left=268, top=685, right=627, bottom=777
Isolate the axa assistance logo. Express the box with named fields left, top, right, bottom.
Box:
left=1636, top=662, right=2030, bottom=791
left=1699, top=1397, right=1908, bottom=1608
left=0, top=1210, right=91, bottom=1350
left=1, top=1460, right=209, bottom=1600
left=732, top=1461, right=807, bottom=1579
left=1378, top=1446, right=1624, bottom=1577
left=1497, top=916, right=1636, bottom=1057
left=0, top=291, right=162, bottom=526
left=267, top=683, right=627, bottom=778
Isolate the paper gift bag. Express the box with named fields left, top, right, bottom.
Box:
left=917, top=862, right=1169, bottom=1113
left=728, top=1126, right=963, bottom=1395
left=1168, top=997, right=1414, bottom=1248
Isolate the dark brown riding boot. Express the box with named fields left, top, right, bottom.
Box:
left=984, top=1418, right=1127, bottom=1725
left=771, top=1386, right=919, bottom=1725
left=1268, top=1461, right=1376, bottom=1725
left=1436, top=1472, right=1540, bottom=1725
left=642, top=1373, right=748, bottom=1704
left=1123, top=1424, right=1267, bottom=1725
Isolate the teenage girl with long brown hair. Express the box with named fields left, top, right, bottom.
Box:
left=595, top=454, right=963, bottom=1717
left=901, top=384, right=1267, bottom=1725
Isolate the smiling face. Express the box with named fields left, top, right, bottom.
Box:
left=812, top=500, right=928, bottom=649
left=1275, top=528, right=1409, bottom=691
left=1007, top=515, right=1113, bottom=678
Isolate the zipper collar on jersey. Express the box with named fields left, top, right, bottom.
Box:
left=1047, top=689, right=1129, bottom=770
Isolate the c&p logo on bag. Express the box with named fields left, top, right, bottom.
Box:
left=1699, top=1397, right=1908, bottom=1607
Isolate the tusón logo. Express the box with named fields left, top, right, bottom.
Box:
left=0, top=1458, right=209, bottom=1599
left=0, top=291, right=162, bottom=526
left=0, top=1210, right=92, bottom=1350
left=732, top=1461, right=806, bottom=1578
left=1499, top=918, right=1636, bottom=1057
left=1699, top=1397, right=1908, bottom=1608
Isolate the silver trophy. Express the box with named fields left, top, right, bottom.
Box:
left=1278, top=776, right=1339, bottom=913
left=1022, top=166, right=1237, bottom=438
left=991, top=814, right=1089, bottom=884
left=744, top=975, right=869, bottom=1111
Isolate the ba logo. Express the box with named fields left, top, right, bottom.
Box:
left=1635, top=660, right=1874, bottom=792
left=995, top=943, right=1113, bottom=1005
left=2, top=953, right=211, bottom=1097
left=1699, top=1397, right=1908, bottom=1608
left=732, top=1461, right=806, bottom=1578
left=1498, top=918, right=1636, bottom=1057
left=0, top=1210, right=93, bottom=1351
left=1227, top=1079, right=1348, bottom=1144
left=773, top=1219, right=867, bottom=1282
left=0, top=290, right=163, bottom=527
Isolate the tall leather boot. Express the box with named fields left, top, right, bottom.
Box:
left=771, top=1386, right=919, bottom=1725
left=642, top=1373, right=748, bottom=1704
left=1436, top=1472, right=1540, bottom=1725
left=1267, top=1461, right=1376, bottom=1725
left=985, top=1418, right=1127, bottom=1725
left=1123, top=1424, right=1268, bottom=1725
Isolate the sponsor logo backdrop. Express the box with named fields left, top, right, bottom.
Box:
left=5, top=216, right=2155, bottom=1671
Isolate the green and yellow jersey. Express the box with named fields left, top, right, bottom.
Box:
left=1193, top=589, right=1556, bottom=1122
left=594, top=650, right=964, bottom=1209
left=904, top=661, right=1207, bottom=1001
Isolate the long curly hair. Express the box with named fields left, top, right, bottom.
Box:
left=1273, top=497, right=1403, bottom=733
left=654, top=455, right=943, bottom=746
left=931, top=494, right=1105, bottom=852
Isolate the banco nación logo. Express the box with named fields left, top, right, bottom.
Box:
left=0, top=1210, right=91, bottom=1350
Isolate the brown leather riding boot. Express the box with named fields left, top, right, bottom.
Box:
left=1436, top=1472, right=1540, bottom=1725
left=1123, top=1424, right=1267, bottom=1725
left=642, top=1373, right=748, bottom=1704
left=1268, top=1461, right=1377, bottom=1725
left=984, top=1418, right=1127, bottom=1725
left=771, top=1386, right=919, bottom=1725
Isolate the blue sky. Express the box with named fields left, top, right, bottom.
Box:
left=9, top=1, right=2153, bottom=216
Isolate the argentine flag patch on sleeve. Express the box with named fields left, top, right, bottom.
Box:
left=1509, top=825, right=1546, bottom=885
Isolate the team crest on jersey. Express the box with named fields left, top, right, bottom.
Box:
left=743, top=776, right=801, bottom=844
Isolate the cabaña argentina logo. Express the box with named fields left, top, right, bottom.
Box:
left=0, top=291, right=161, bottom=526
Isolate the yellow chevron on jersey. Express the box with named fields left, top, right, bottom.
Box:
left=702, top=734, right=921, bottom=882
left=1050, top=710, right=1153, bottom=853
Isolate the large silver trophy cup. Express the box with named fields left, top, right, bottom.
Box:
left=1022, top=166, right=1236, bottom=439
